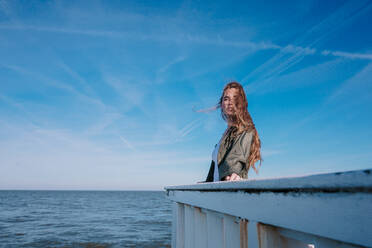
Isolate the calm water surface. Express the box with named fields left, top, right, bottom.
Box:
left=0, top=191, right=172, bottom=247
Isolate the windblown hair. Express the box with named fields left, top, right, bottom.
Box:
left=219, top=81, right=262, bottom=173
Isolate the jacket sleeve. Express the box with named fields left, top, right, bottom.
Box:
left=218, top=131, right=253, bottom=180
left=240, top=131, right=254, bottom=161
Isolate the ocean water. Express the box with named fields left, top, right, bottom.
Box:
left=0, top=191, right=172, bottom=248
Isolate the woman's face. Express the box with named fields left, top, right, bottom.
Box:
left=222, top=88, right=238, bottom=116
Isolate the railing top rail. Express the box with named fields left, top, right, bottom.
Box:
left=165, top=169, right=372, bottom=192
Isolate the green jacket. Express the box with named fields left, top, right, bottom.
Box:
left=206, top=130, right=253, bottom=182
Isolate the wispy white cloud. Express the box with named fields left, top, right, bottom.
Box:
left=0, top=24, right=130, bottom=38
left=2, top=64, right=202, bottom=152
left=0, top=93, right=24, bottom=110
left=326, top=62, right=372, bottom=103
left=102, top=74, right=149, bottom=117
left=295, top=0, right=372, bottom=47
left=322, top=50, right=372, bottom=60
left=242, top=0, right=372, bottom=92
left=178, top=118, right=203, bottom=138
left=282, top=45, right=316, bottom=55
left=1, top=64, right=108, bottom=110
left=83, top=113, right=123, bottom=136
left=192, top=105, right=218, bottom=113
left=0, top=122, right=208, bottom=189
left=158, top=56, right=187, bottom=74
left=0, top=93, right=42, bottom=126
left=155, top=55, right=187, bottom=84
left=1, top=22, right=371, bottom=66
left=125, top=117, right=205, bottom=148
left=119, top=135, right=136, bottom=151
left=57, top=61, right=96, bottom=96
left=0, top=64, right=130, bottom=141
left=0, top=23, right=258, bottom=49
left=273, top=61, right=372, bottom=139
left=245, top=58, right=351, bottom=93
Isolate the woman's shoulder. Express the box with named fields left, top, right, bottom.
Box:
left=237, top=129, right=254, bottom=139
left=235, top=129, right=254, bottom=148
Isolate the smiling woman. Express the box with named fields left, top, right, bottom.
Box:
left=205, top=82, right=262, bottom=182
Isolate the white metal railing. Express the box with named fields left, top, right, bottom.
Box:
left=165, top=169, right=372, bottom=248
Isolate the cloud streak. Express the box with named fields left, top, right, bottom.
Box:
left=326, top=62, right=372, bottom=103
left=179, top=118, right=203, bottom=138
left=0, top=122, right=208, bottom=189
left=1, top=24, right=371, bottom=62
left=119, top=135, right=136, bottom=151
left=322, top=50, right=372, bottom=60
left=242, top=0, right=372, bottom=93
left=1, top=64, right=108, bottom=110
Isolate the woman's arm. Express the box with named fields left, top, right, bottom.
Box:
left=219, top=131, right=254, bottom=180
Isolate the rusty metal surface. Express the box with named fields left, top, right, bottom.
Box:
left=240, top=219, right=247, bottom=248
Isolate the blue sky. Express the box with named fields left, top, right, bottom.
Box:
left=0, top=0, right=371, bottom=190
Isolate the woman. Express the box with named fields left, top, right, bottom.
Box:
left=205, top=82, right=262, bottom=182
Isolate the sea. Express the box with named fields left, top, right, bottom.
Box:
left=0, top=191, right=172, bottom=248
